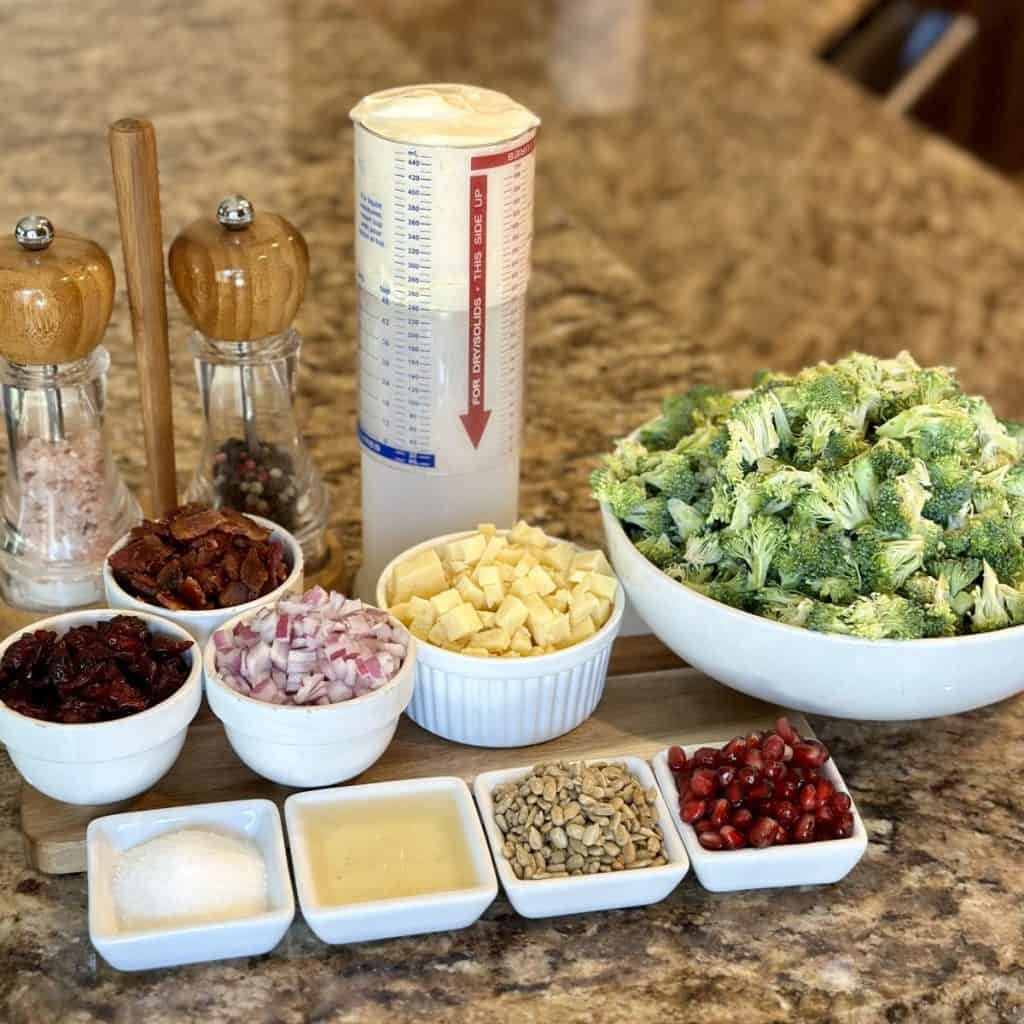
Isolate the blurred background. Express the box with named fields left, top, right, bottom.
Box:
left=5, top=0, right=1024, bottom=546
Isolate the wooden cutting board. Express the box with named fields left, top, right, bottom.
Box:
left=18, top=636, right=798, bottom=874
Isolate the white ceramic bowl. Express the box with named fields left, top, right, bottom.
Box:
left=474, top=756, right=689, bottom=918
left=203, top=607, right=416, bottom=787
left=0, top=610, right=202, bottom=805
left=651, top=744, right=867, bottom=892
left=602, top=504, right=1024, bottom=720
left=104, top=514, right=304, bottom=648
left=88, top=798, right=294, bottom=971
left=376, top=530, right=625, bottom=748
left=285, top=776, right=497, bottom=944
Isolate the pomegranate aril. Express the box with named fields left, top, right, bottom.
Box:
left=690, top=768, right=717, bottom=797
left=698, top=831, right=724, bottom=850
left=748, top=816, right=779, bottom=848
left=774, top=825, right=792, bottom=845
left=747, top=780, right=774, bottom=802
left=667, top=745, right=688, bottom=772
left=762, top=734, right=785, bottom=762
left=730, top=808, right=753, bottom=829
left=721, top=737, right=747, bottom=764
left=792, top=740, right=829, bottom=769
left=793, top=813, right=816, bottom=842
left=799, top=784, right=819, bottom=812
left=816, top=802, right=837, bottom=827
left=775, top=716, right=799, bottom=745
left=692, top=747, right=720, bottom=768
left=743, top=748, right=766, bottom=771
left=716, top=766, right=737, bottom=788
left=719, top=825, right=746, bottom=850
left=765, top=761, right=787, bottom=782
left=692, top=818, right=711, bottom=834
left=738, top=766, right=761, bottom=788
left=774, top=778, right=797, bottom=801
left=724, top=782, right=745, bottom=805
left=782, top=743, right=794, bottom=762
left=748, top=798, right=772, bottom=816
left=770, top=799, right=798, bottom=828
left=746, top=731, right=764, bottom=749
left=681, top=798, right=707, bottom=824
left=803, top=767, right=821, bottom=783
left=834, top=812, right=855, bottom=838
left=815, top=779, right=835, bottom=803
left=709, top=798, right=731, bottom=828
left=831, top=792, right=852, bottom=814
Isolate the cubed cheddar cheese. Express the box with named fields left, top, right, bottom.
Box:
left=439, top=603, right=483, bottom=641
left=392, top=548, right=448, bottom=603
left=430, top=588, right=462, bottom=615
left=387, top=522, right=618, bottom=658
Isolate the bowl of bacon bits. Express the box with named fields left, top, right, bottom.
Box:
left=0, top=611, right=200, bottom=804
left=651, top=717, right=868, bottom=892
left=104, top=504, right=303, bottom=647
left=204, top=587, right=415, bottom=788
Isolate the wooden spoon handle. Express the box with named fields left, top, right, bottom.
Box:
left=109, top=117, right=178, bottom=517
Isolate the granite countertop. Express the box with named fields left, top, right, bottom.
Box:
left=2, top=1, right=1023, bottom=1021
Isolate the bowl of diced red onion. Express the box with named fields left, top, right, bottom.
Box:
left=203, top=587, right=416, bottom=787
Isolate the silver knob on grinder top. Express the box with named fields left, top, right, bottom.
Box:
left=216, top=195, right=254, bottom=231
left=14, top=215, right=54, bottom=251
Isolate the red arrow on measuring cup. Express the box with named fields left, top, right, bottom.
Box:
left=461, top=173, right=491, bottom=449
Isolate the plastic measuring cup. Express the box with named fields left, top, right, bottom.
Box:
left=350, top=85, right=541, bottom=598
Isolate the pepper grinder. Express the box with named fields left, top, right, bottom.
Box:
left=169, top=196, right=329, bottom=568
left=0, top=215, right=142, bottom=610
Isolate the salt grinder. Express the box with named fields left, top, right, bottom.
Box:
left=169, top=196, right=329, bottom=568
left=0, top=216, right=141, bottom=610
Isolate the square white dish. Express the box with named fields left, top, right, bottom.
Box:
left=473, top=756, right=689, bottom=919
left=284, top=776, right=498, bottom=945
left=651, top=744, right=868, bottom=893
left=87, top=799, right=294, bottom=971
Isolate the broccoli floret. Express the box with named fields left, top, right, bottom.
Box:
left=755, top=588, right=816, bottom=628
left=590, top=470, right=647, bottom=518
left=682, top=532, right=724, bottom=568
left=722, top=391, right=789, bottom=478
left=638, top=386, right=734, bottom=451
left=663, top=563, right=714, bottom=587
left=1005, top=464, right=1024, bottom=498
left=933, top=557, right=983, bottom=598
left=869, top=438, right=915, bottom=480
left=854, top=528, right=926, bottom=593
left=634, top=533, right=679, bottom=568
left=792, top=409, right=866, bottom=470
left=775, top=527, right=860, bottom=602
left=721, top=515, right=787, bottom=589
left=876, top=402, right=979, bottom=462
left=942, top=512, right=1024, bottom=584
left=872, top=460, right=931, bottom=537
left=807, top=593, right=929, bottom=640
left=622, top=495, right=674, bottom=536
left=961, top=396, right=1019, bottom=469
left=642, top=452, right=699, bottom=502
left=968, top=561, right=1024, bottom=633
left=921, top=456, right=974, bottom=528
left=792, top=455, right=877, bottom=531
left=667, top=499, right=703, bottom=540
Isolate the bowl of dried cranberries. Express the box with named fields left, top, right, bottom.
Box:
left=0, top=610, right=201, bottom=805
left=103, top=504, right=304, bottom=647
left=651, top=717, right=867, bottom=892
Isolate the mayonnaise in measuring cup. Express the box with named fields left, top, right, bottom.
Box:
left=351, top=84, right=540, bottom=600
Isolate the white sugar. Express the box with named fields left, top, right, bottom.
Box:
left=112, top=828, right=268, bottom=930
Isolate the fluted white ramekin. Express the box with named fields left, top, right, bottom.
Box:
left=376, top=530, right=625, bottom=748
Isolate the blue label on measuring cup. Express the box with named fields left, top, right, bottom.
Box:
left=358, top=423, right=436, bottom=468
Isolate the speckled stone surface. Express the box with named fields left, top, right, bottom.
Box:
left=1, top=1, right=1024, bottom=1021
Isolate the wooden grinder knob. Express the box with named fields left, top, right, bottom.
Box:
left=0, top=216, right=115, bottom=364
left=168, top=195, right=309, bottom=341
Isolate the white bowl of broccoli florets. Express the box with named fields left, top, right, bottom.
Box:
left=595, top=351, right=1024, bottom=720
